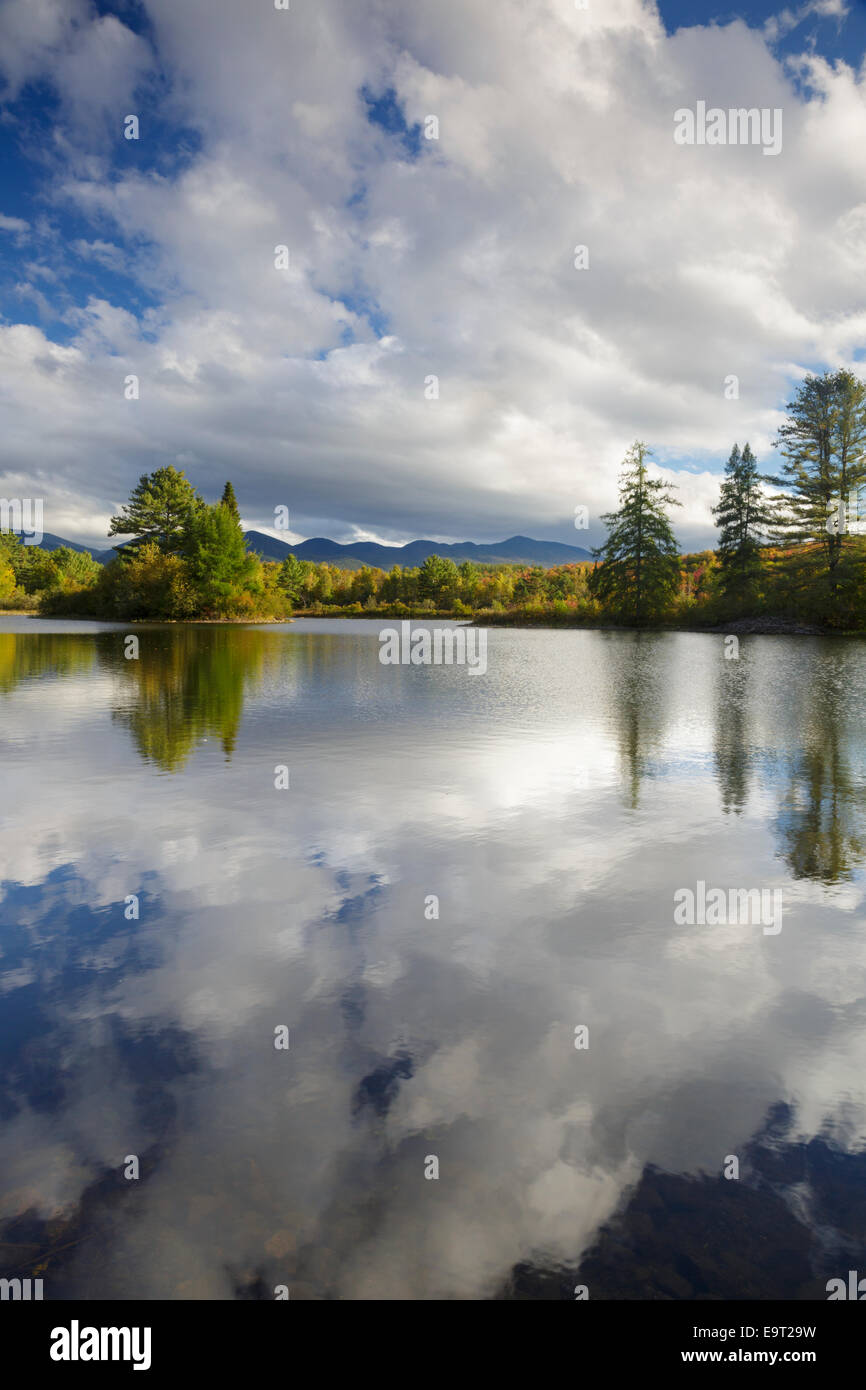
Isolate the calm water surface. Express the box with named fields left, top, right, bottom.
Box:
left=1, top=617, right=865, bottom=1299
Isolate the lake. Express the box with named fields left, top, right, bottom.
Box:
left=1, top=617, right=865, bottom=1299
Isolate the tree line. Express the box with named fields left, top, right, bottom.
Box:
left=589, top=368, right=866, bottom=627
left=2, top=368, right=864, bottom=628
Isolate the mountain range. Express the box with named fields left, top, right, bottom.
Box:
left=241, top=532, right=592, bottom=569
left=16, top=531, right=593, bottom=570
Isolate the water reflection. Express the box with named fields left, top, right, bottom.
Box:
left=1, top=622, right=865, bottom=1299
left=0, top=630, right=98, bottom=691
left=773, top=658, right=866, bottom=883
left=103, top=628, right=277, bottom=770
left=604, top=633, right=672, bottom=810
left=503, top=1104, right=866, bottom=1299
left=714, top=652, right=753, bottom=816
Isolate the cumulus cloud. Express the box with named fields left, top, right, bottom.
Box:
left=0, top=0, right=864, bottom=549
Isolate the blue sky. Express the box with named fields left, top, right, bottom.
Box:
left=1, top=0, right=865, bottom=550
left=662, top=0, right=866, bottom=51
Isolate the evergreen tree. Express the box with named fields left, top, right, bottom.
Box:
left=458, top=560, right=479, bottom=601
left=181, top=501, right=258, bottom=613
left=109, top=466, right=200, bottom=554
left=590, top=442, right=681, bottom=624
left=712, top=442, right=771, bottom=607
left=418, top=554, right=459, bottom=605
left=220, top=481, right=240, bottom=521
left=380, top=564, right=404, bottom=603
left=766, top=370, right=866, bottom=586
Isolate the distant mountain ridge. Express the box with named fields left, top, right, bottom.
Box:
left=243, top=532, right=592, bottom=569
left=11, top=530, right=592, bottom=570
left=6, top=531, right=112, bottom=561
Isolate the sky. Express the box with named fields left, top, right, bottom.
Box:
left=0, top=0, right=865, bottom=552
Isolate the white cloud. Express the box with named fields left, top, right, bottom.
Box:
left=0, top=0, right=864, bottom=550
left=0, top=212, right=29, bottom=234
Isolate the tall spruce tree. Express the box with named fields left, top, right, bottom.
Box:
left=590, top=441, right=681, bottom=624
left=220, top=481, right=240, bottom=521
left=766, top=369, right=866, bottom=587
left=712, top=442, right=771, bottom=607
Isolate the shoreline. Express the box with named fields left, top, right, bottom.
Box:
left=295, top=612, right=841, bottom=636
left=472, top=615, right=837, bottom=637
left=1, top=612, right=294, bottom=624
left=5, top=610, right=854, bottom=637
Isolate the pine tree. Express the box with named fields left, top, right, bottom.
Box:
left=590, top=442, right=681, bottom=624
left=220, top=481, right=240, bottom=521
left=458, top=559, right=479, bottom=602
left=418, top=554, right=459, bottom=606
left=712, top=442, right=771, bottom=608
left=109, top=466, right=200, bottom=554
left=766, top=370, right=866, bottom=586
